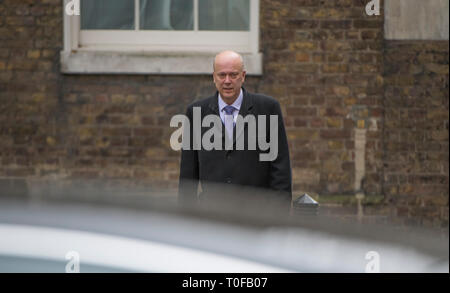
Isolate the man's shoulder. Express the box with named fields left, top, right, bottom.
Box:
left=247, top=91, right=281, bottom=111
left=185, top=94, right=216, bottom=111
left=249, top=92, right=279, bottom=105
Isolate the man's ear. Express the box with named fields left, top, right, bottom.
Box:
left=242, top=71, right=247, bottom=82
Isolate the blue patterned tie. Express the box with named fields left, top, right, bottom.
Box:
left=223, top=105, right=235, bottom=139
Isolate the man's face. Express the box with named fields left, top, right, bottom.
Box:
left=213, top=56, right=246, bottom=103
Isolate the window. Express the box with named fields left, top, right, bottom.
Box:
left=62, top=0, right=262, bottom=75
left=80, top=0, right=249, bottom=31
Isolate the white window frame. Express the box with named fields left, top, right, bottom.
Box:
left=61, top=0, right=262, bottom=75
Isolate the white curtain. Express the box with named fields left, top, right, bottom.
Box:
left=81, top=0, right=248, bottom=31
left=81, top=0, right=135, bottom=30
left=199, top=0, right=249, bottom=31
left=140, top=0, right=193, bottom=30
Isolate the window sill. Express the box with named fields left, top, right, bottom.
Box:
left=60, top=50, right=263, bottom=75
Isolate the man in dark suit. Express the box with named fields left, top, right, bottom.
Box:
left=178, top=51, right=292, bottom=211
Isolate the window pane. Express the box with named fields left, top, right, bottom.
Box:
left=140, top=0, right=193, bottom=30
left=81, top=0, right=135, bottom=30
left=199, top=0, right=249, bottom=31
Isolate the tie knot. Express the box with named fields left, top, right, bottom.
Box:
left=223, top=105, right=235, bottom=116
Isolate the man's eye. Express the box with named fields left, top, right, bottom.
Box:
left=217, top=73, right=239, bottom=79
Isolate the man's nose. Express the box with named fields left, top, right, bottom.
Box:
left=224, top=75, right=232, bottom=83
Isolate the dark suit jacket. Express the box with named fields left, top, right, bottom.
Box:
left=178, top=88, right=292, bottom=209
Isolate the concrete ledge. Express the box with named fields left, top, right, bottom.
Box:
left=60, top=51, right=263, bottom=75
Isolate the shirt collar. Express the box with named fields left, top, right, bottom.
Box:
left=218, top=88, right=243, bottom=113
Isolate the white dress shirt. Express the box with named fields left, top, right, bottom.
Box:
left=218, top=88, right=243, bottom=125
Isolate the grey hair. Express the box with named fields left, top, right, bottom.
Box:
left=213, top=51, right=245, bottom=72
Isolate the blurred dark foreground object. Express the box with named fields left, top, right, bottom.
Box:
left=0, top=179, right=448, bottom=273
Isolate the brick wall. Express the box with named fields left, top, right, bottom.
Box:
left=384, top=41, right=449, bottom=226
left=260, top=0, right=384, bottom=195
left=0, top=0, right=62, bottom=179
left=0, top=0, right=448, bottom=226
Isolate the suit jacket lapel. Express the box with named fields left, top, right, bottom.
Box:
left=234, top=88, right=254, bottom=145
left=206, top=93, right=224, bottom=142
